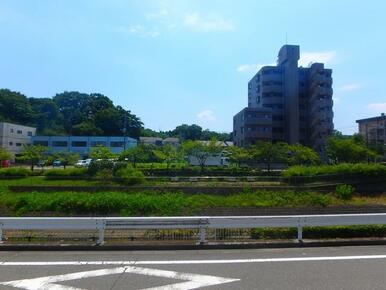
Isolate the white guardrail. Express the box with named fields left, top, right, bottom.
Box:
left=1, top=213, right=386, bottom=245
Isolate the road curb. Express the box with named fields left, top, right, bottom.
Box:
left=1, top=239, right=386, bottom=251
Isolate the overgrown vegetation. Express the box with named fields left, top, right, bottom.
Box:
left=335, top=184, right=355, bottom=200
left=0, top=168, right=31, bottom=177
left=0, top=190, right=334, bottom=216
left=44, top=168, right=88, bottom=178
left=250, top=225, right=386, bottom=239
left=283, top=163, right=386, bottom=178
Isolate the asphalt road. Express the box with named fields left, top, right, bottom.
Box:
left=0, top=245, right=386, bottom=289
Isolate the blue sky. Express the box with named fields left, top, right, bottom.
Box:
left=0, top=0, right=385, bottom=134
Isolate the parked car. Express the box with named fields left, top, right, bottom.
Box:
left=52, top=160, right=62, bottom=167
left=75, top=159, right=92, bottom=167
left=36, top=160, right=46, bottom=168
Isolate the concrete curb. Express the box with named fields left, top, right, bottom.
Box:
left=1, top=239, right=386, bottom=251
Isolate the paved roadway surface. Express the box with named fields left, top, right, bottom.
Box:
left=0, top=245, right=386, bottom=289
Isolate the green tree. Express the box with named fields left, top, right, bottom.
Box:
left=287, top=144, right=320, bottom=166
left=226, top=146, right=251, bottom=167
left=0, top=147, right=12, bottom=164
left=153, top=144, right=184, bottom=169
left=0, top=89, right=34, bottom=124
left=51, top=151, right=80, bottom=169
left=89, top=145, right=115, bottom=160
left=182, top=139, right=223, bottom=172
left=251, top=142, right=288, bottom=172
left=326, top=137, right=378, bottom=163
left=18, top=145, right=46, bottom=171
left=172, top=124, right=203, bottom=140
left=119, top=145, right=148, bottom=167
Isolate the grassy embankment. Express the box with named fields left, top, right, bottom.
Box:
left=1, top=189, right=386, bottom=216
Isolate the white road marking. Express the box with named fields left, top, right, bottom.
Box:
left=0, top=266, right=239, bottom=290
left=1, top=254, right=386, bottom=266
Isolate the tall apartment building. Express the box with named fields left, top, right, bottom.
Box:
left=233, top=45, right=334, bottom=154
left=356, top=113, right=386, bottom=146
left=0, top=122, right=36, bottom=158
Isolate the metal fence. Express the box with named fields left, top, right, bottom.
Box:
left=1, top=214, right=386, bottom=245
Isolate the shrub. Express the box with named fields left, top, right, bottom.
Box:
left=335, top=184, right=355, bottom=200
left=0, top=168, right=31, bottom=177
left=87, top=160, right=114, bottom=176
left=283, top=163, right=386, bottom=178
left=88, top=160, right=128, bottom=176
left=115, top=166, right=145, bottom=185
left=44, top=168, right=88, bottom=177
left=95, top=168, right=114, bottom=181
left=141, top=166, right=262, bottom=177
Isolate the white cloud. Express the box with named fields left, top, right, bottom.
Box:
left=298, top=51, right=336, bottom=67
left=367, top=103, right=386, bottom=112
left=338, top=83, right=361, bottom=92
left=236, top=63, right=275, bottom=73
left=183, top=13, right=234, bottom=32
left=333, top=97, right=340, bottom=103
left=197, top=110, right=216, bottom=123
left=146, top=8, right=169, bottom=20
left=116, top=25, right=160, bottom=38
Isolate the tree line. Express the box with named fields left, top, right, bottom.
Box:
left=0, top=131, right=383, bottom=172
left=0, top=88, right=230, bottom=141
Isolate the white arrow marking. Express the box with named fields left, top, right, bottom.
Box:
left=0, top=266, right=239, bottom=290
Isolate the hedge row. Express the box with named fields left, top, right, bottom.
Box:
left=283, top=163, right=386, bottom=178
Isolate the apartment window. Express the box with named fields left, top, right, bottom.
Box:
left=9, top=142, right=13, bottom=146
left=240, top=127, right=244, bottom=134
left=90, top=141, right=106, bottom=147
left=52, top=141, right=68, bottom=147
left=71, top=141, right=87, bottom=147
left=16, top=143, right=22, bottom=147
left=17, top=130, right=22, bottom=134
left=110, top=141, right=124, bottom=147
left=33, top=141, right=49, bottom=146
left=10, top=128, right=14, bottom=133
left=27, top=131, right=33, bottom=136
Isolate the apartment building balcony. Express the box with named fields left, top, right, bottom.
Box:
left=309, top=75, right=333, bottom=89
left=310, top=111, right=334, bottom=127
left=310, top=98, right=334, bottom=110
left=261, top=85, right=283, bottom=93
left=262, top=97, right=284, bottom=106
left=244, top=131, right=272, bottom=139
left=310, top=86, right=333, bottom=100
left=244, top=117, right=272, bottom=125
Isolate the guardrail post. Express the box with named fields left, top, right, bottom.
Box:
left=96, top=219, right=106, bottom=246
left=0, top=226, right=3, bottom=243
left=297, top=225, right=303, bottom=242
left=297, top=217, right=305, bottom=243
left=199, top=227, right=206, bottom=245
